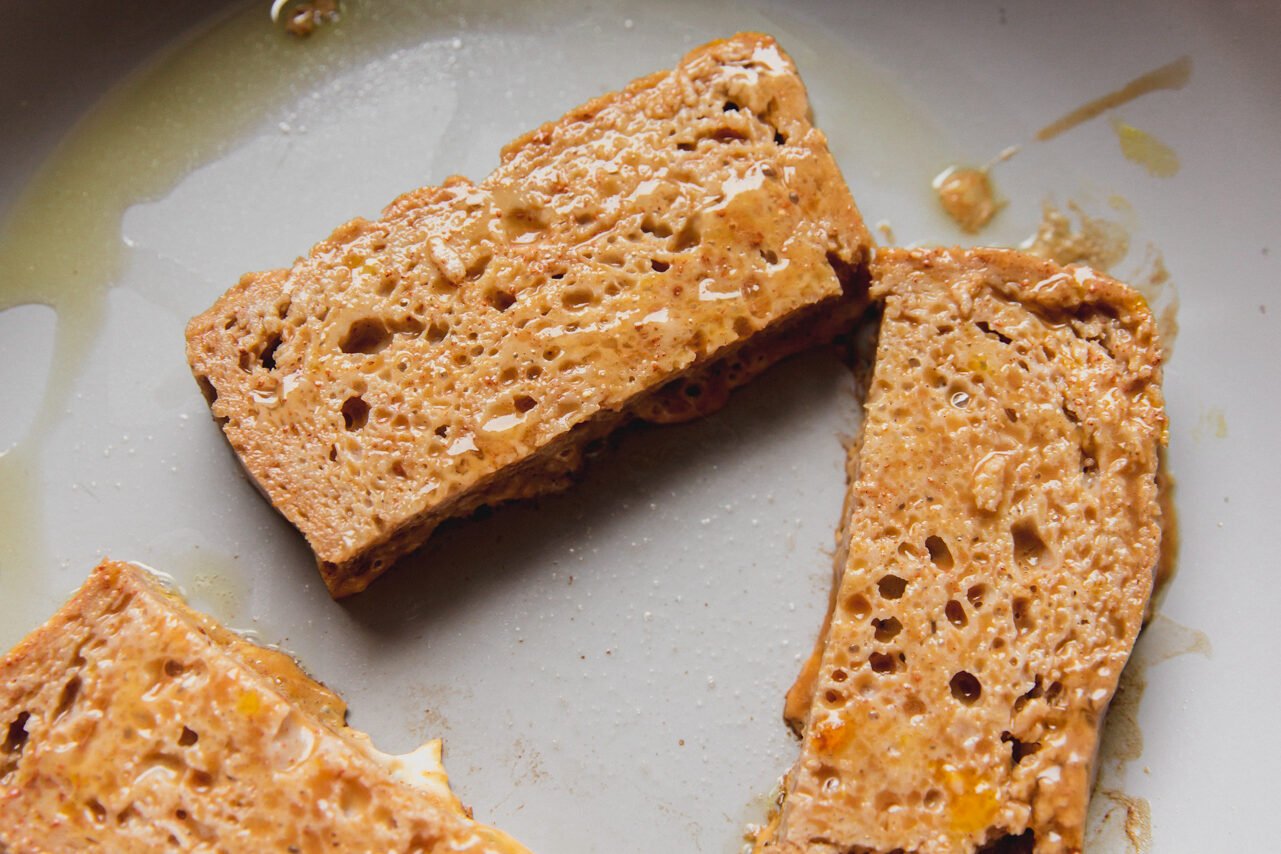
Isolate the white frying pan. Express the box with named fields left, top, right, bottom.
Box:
left=1, top=1, right=1277, bottom=850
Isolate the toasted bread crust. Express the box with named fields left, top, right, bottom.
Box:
left=0, top=562, right=526, bottom=853
left=758, top=248, right=1165, bottom=854
left=186, top=33, right=871, bottom=596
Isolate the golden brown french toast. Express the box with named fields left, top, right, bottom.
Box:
left=0, top=561, right=527, bottom=853
left=185, top=32, right=871, bottom=596
left=758, top=248, right=1166, bottom=854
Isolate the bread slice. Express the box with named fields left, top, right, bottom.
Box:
left=185, top=32, right=872, bottom=597
left=757, top=248, right=1166, bottom=853
left=0, top=561, right=526, bottom=853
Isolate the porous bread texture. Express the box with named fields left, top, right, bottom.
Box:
left=0, top=561, right=527, bottom=854
left=185, top=32, right=872, bottom=597
left=759, top=248, right=1166, bottom=854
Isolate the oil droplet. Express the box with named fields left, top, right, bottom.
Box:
left=950, top=391, right=971, bottom=408
left=932, top=166, right=1001, bottom=234
left=1112, top=119, right=1180, bottom=177
left=1035, top=56, right=1192, bottom=142
left=1191, top=407, right=1228, bottom=441
left=192, top=571, right=250, bottom=626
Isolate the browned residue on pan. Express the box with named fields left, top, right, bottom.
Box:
left=1022, top=201, right=1130, bottom=270
left=1035, top=56, right=1191, bottom=142
left=1088, top=614, right=1211, bottom=851
left=933, top=166, right=1003, bottom=233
